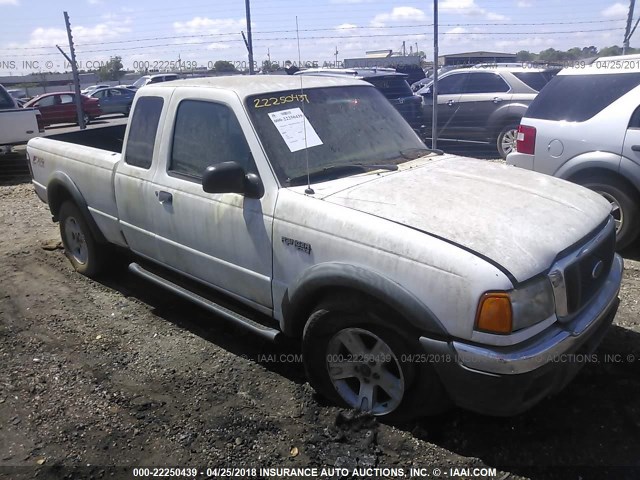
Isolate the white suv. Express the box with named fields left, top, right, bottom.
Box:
left=507, top=55, right=640, bottom=249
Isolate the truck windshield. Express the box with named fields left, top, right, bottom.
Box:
left=246, top=86, right=428, bottom=185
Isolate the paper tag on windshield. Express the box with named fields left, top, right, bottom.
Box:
left=268, top=108, right=323, bottom=153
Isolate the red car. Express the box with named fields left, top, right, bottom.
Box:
left=24, top=92, right=102, bottom=127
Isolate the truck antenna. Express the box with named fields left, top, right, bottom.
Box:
left=296, top=16, right=314, bottom=195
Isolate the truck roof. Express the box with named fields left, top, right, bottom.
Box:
left=144, top=75, right=370, bottom=97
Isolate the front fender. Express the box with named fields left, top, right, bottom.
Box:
left=280, top=262, right=448, bottom=338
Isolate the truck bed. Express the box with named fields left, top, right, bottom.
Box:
left=45, top=124, right=126, bottom=153
left=28, top=125, right=125, bottom=246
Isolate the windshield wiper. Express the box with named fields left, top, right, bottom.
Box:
left=287, top=163, right=398, bottom=186
left=399, top=147, right=444, bottom=159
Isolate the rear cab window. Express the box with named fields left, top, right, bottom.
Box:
left=123, top=96, right=164, bottom=169
left=526, top=72, right=640, bottom=122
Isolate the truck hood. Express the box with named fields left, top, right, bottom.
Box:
left=319, top=156, right=611, bottom=282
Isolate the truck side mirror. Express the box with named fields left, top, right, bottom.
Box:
left=202, top=161, right=264, bottom=199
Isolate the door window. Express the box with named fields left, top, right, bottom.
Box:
left=629, top=105, right=640, bottom=129
left=436, top=73, right=468, bottom=95
left=463, top=73, right=510, bottom=93
left=169, top=100, right=254, bottom=180
left=36, top=95, right=56, bottom=107
left=59, top=94, right=74, bottom=104
left=110, top=89, right=122, bottom=96
left=123, top=96, right=164, bottom=169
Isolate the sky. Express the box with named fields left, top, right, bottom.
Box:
left=0, top=0, right=635, bottom=75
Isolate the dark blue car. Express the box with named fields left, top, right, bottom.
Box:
left=89, top=87, right=136, bottom=117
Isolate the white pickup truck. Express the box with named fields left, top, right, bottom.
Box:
left=0, top=84, right=42, bottom=152
left=27, top=76, right=622, bottom=418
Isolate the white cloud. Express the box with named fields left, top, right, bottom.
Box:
left=441, top=0, right=509, bottom=22
left=206, top=43, right=231, bottom=50
left=336, top=23, right=358, bottom=30
left=371, top=7, right=427, bottom=27
left=602, top=3, right=628, bottom=18
left=517, top=0, right=532, bottom=7
left=23, top=23, right=131, bottom=48
left=0, top=0, right=19, bottom=5
left=173, top=17, right=246, bottom=35
left=486, top=12, right=509, bottom=21
left=88, top=0, right=102, bottom=5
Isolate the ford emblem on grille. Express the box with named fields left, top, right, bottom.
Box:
left=592, top=260, right=604, bottom=279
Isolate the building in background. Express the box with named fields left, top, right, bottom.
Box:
left=439, top=51, right=517, bottom=66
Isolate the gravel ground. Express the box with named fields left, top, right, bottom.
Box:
left=1, top=165, right=640, bottom=480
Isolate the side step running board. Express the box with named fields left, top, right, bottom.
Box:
left=129, top=262, right=280, bottom=342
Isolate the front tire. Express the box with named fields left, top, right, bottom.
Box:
left=302, top=297, right=447, bottom=420
left=577, top=175, right=640, bottom=250
left=496, top=124, right=518, bottom=159
left=59, top=201, right=104, bottom=277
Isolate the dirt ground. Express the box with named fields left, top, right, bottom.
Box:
left=1, top=171, right=640, bottom=480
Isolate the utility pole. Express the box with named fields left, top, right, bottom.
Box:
left=334, top=46, right=338, bottom=67
left=245, top=0, right=254, bottom=74
left=624, top=0, right=637, bottom=54
left=432, top=0, right=439, bottom=150
left=402, top=41, right=406, bottom=56
left=59, top=12, right=85, bottom=129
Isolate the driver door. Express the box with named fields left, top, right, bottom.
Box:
left=421, top=71, right=467, bottom=139
left=150, top=95, right=275, bottom=309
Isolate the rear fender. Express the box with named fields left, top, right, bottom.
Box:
left=46, top=171, right=107, bottom=244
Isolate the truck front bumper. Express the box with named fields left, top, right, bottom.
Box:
left=420, top=254, right=623, bottom=416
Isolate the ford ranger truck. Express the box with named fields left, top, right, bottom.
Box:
left=27, top=76, right=622, bottom=418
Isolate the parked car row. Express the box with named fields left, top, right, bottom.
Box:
left=417, top=65, right=560, bottom=158
left=3, top=74, right=181, bottom=129
left=296, top=65, right=559, bottom=159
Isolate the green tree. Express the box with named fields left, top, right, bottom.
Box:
left=582, top=46, right=598, bottom=57
left=538, top=48, right=561, bottom=62
left=566, top=47, right=583, bottom=60
left=516, top=50, right=535, bottom=62
left=97, top=56, right=125, bottom=81
left=599, top=45, right=623, bottom=57
left=261, top=60, right=278, bottom=73
left=213, top=60, right=237, bottom=73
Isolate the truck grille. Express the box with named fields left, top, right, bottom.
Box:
left=548, top=218, right=616, bottom=319
left=563, top=226, right=616, bottom=314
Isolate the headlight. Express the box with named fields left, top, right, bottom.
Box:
left=475, top=277, right=555, bottom=335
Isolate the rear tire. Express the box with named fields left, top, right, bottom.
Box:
left=496, top=123, right=519, bottom=159
left=82, top=112, right=91, bottom=126
left=59, top=201, right=104, bottom=277
left=302, top=296, right=448, bottom=421
left=577, top=174, right=640, bottom=250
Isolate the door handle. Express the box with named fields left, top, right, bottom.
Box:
left=156, top=190, right=173, bottom=204
left=492, top=97, right=503, bottom=104
left=447, top=100, right=456, bottom=106
left=632, top=145, right=640, bottom=152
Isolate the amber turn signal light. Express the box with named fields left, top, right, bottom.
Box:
left=475, top=293, right=513, bottom=334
